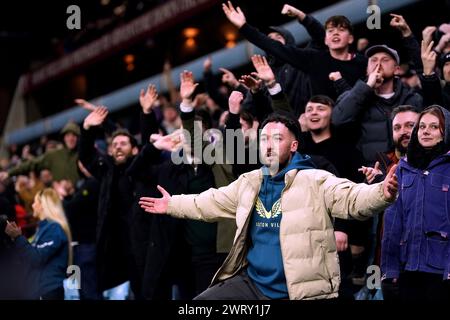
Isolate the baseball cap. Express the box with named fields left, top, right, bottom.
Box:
left=365, top=45, right=400, bottom=65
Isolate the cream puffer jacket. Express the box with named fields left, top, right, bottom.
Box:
left=167, top=168, right=392, bottom=299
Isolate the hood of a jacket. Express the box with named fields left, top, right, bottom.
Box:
left=267, top=26, right=295, bottom=68
left=268, top=26, right=295, bottom=46
left=407, top=105, right=450, bottom=169
left=262, top=152, right=316, bottom=182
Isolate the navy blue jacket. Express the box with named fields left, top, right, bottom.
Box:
left=382, top=155, right=450, bottom=281
left=14, top=219, right=68, bottom=298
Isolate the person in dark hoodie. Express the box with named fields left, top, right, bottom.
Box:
left=382, top=105, right=450, bottom=301
left=4, top=188, right=72, bottom=300
left=246, top=7, right=326, bottom=118
left=223, top=2, right=367, bottom=102
left=332, top=45, right=423, bottom=165
left=140, top=113, right=399, bottom=300
left=237, top=4, right=329, bottom=120
left=56, top=160, right=101, bottom=300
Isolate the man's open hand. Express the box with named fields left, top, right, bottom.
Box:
left=139, top=185, right=172, bottom=214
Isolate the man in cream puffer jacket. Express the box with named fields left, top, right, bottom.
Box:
left=140, top=113, right=398, bottom=300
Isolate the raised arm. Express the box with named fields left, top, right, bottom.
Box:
left=177, top=70, right=204, bottom=154
left=139, top=174, right=242, bottom=221
left=420, top=38, right=446, bottom=107
left=281, top=4, right=326, bottom=50
left=203, top=57, right=228, bottom=110
left=251, top=54, right=294, bottom=115
left=79, top=107, right=109, bottom=178
left=222, top=1, right=317, bottom=73
left=139, top=84, right=160, bottom=144
left=321, top=164, right=398, bottom=220
left=390, top=14, right=422, bottom=70
left=6, top=155, right=45, bottom=180
left=332, top=64, right=383, bottom=126
left=162, top=60, right=181, bottom=105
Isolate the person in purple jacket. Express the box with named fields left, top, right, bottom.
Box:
left=382, top=105, right=450, bottom=301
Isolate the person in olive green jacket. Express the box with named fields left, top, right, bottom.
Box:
left=0, top=122, right=81, bottom=185
left=140, top=113, right=399, bottom=300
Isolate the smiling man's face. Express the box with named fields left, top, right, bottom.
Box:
left=304, top=102, right=332, bottom=133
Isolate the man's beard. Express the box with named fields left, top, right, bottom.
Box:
left=394, top=135, right=410, bottom=155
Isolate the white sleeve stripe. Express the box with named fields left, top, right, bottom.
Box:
left=35, top=241, right=55, bottom=249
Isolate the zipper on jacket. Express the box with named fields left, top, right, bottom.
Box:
left=211, top=174, right=262, bottom=285
left=193, top=164, right=198, bottom=176
left=279, top=175, right=292, bottom=298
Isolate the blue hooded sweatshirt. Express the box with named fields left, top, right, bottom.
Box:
left=246, top=152, right=315, bottom=299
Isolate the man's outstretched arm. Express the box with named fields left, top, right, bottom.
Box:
left=139, top=176, right=244, bottom=221
left=322, top=164, right=398, bottom=220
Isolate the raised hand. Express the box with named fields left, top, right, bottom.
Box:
left=390, top=14, right=412, bottom=37
left=250, top=55, right=276, bottom=86
left=421, top=40, right=437, bottom=75
left=228, top=91, right=244, bottom=114
left=83, top=106, right=109, bottom=130
left=382, top=164, right=398, bottom=201
left=220, top=68, right=240, bottom=88
left=367, top=63, right=384, bottom=89
left=139, top=185, right=171, bottom=214
left=436, top=32, right=450, bottom=53
left=203, top=56, right=212, bottom=72
left=222, top=1, right=246, bottom=28
left=358, top=161, right=383, bottom=184
left=239, top=75, right=261, bottom=93
left=75, top=99, right=97, bottom=112
left=179, top=70, right=199, bottom=102
left=151, top=130, right=183, bottom=152
left=298, top=113, right=308, bottom=132
left=281, top=4, right=306, bottom=21
left=422, top=26, right=437, bottom=47
left=139, top=84, right=159, bottom=114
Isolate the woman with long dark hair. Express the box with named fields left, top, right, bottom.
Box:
left=382, top=105, right=450, bottom=301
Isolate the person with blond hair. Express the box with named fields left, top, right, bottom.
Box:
left=5, top=188, right=72, bottom=300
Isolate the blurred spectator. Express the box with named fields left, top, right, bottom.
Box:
left=357, top=38, right=370, bottom=54
left=4, top=188, right=72, bottom=300
left=80, top=106, right=140, bottom=296
left=57, top=161, right=102, bottom=300
left=0, top=122, right=81, bottom=185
